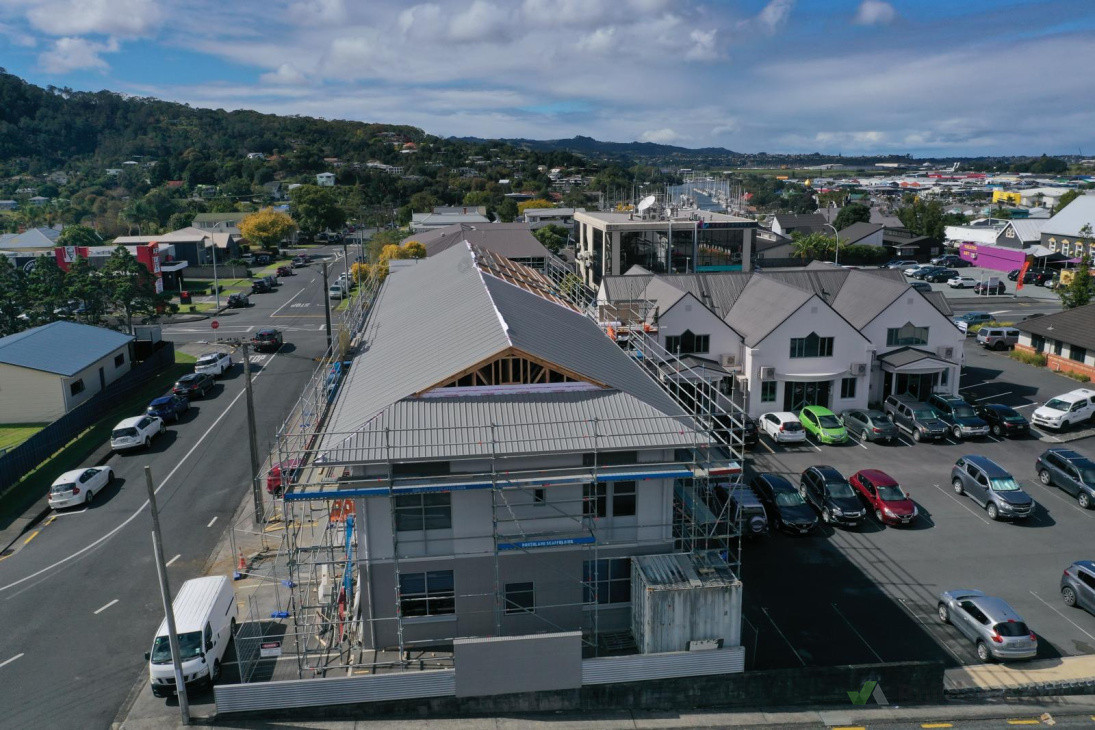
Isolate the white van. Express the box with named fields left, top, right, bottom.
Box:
left=147, top=576, right=238, bottom=697
left=1032, top=388, right=1095, bottom=431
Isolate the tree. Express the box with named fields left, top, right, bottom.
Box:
left=396, top=205, right=412, bottom=227
left=408, top=191, right=440, bottom=213
left=532, top=224, right=569, bottom=254
left=517, top=198, right=554, bottom=216
left=64, top=255, right=108, bottom=324
left=101, top=246, right=175, bottom=333
left=400, top=240, right=426, bottom=259
left=1054, top=190, right=1081, bottom=215
left=790, top=232, right=837, bottom=260
left=25, top=255, right=67, bottom=323
left=895, top=197, right=966, bottom=240
left=57, top=224, right=102, bottom=248
left=0, top=255, right=26, bottom=336
left=239, top=208, right=297, bottom=251
left=1059, top=253, right=1094, bottom=310
left=289, top=185, right=346, bottom=236
left=497, top=198, right=519, bottom=222
left=833, top=203, right=871, bottom=230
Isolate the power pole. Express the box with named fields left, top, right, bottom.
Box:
left=241, top=341, right=265, bottom=525
left=144, top=466, right=191, bottom=725
left=322, top=262, right=333, bottom=353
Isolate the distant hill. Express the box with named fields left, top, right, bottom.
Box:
left=453, top=135, right=741, bottom=161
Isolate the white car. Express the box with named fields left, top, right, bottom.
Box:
left=195, top=351, right=233, bottom=377
left=48, top=466, right=114, bottom=509
left=111, top=415, right=165, bottom=451
left=1032, top=388, right=1095, bottom=431
left=759, top=411, right=808, bottom=443
left=903, top=264, right=934, bottom=277
left=328, top=285, right=345, bottom=300
left=948, top=275, right=977, bottom=288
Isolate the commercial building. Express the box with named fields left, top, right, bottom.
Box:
left=1015, top=304, right=1095, bottom=380
left=53, top=241, right=186, bottom=293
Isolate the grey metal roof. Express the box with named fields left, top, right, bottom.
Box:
left=1043, top=194, right=1095, bottom=237
left=633, top=551, right=738, bottom=589
left=772, top=213, right=827, bottom=231
left=836, top=221, right=884, bottom=244
left=0, top=321, right=133, bottom=376
left=406, top=223, right=550, bottom=259
left=830, top=270, right=911, bottom=329
left=922, top=290, right=954, bottom=316
left=877, top=346, right=951, bottom=368
left=1016, top=303, right=1095, bottom=352
left=0, top=227, right=61, bottom=250
left=725, top=276, right=814, bottom=347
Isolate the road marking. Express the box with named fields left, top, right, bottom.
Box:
left=22, top=530, right=39, bottom=545
left=831, top=602, right=884, bottom=662
left=1029, top=480, right=1095, bottom=519
left=271, top=285, right=309, bottom=316
left=758, top=438, right=775, bottom=454
left=1029, top=590, right=1095, bottom=641
left=921, top=724, right=953, bottom=728
left=0, top=349, right=279, bottom=596
left=832, top=727, right=866, bottom=730
left=932, top=483, right=992, bottom=525
left=0, top=654, right=23, bottom=669
left=246, top=326, right=254, bottom=332
left=207, top=516, right=218, bottom=528
left=166, top=554, right=180, bottom=567
left=760, top=607, right=806, bottom=667
left=93, top=599, right=119, bottom=615
left=1005, top=720, right=1040, bottom=726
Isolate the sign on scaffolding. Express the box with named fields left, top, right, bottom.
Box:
left=330, top=498, right=355, bottom=522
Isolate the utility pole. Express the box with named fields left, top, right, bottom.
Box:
left=322, top=262, right=333, bottom=353
left=208, top=239, right=221, bottom=311
left=342, top=239, right=350, bottom=279
left=145, top=466, right=190, bottom=725
left=241, top=341, right=265, bottom=526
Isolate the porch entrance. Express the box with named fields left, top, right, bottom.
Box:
left=782, top=380, right=831, bottom=412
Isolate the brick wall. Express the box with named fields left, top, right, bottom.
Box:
left=1015, top=343, right=1095, bottom=380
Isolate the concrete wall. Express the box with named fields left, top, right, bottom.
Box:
left=62, top=345, right=132, bottom=412
left=454, top=632, right=582, bottom=697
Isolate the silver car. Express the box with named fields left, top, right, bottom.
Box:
left=950, top=455, right=1034, bottom=521
left=937, top=589, right=1038, bottom=662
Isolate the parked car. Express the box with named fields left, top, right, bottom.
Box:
left=974, top=403, right=1030, bottom=438
left=251, top=328, right=284, bottom=352
left=173, top=372, right=214, bottom=400
left=976, top=326, right=1020, bottom=350
left=262, top=274, right=278, bottom=288
left=909, top=281, right=932, bottom=293
left=904, top=263, right=935, bottom=277
left=883, top=259, right=918, bottom=269
left=799, top=465, right=865, bottom=527
left=951, top=455, right=1034, bottom=520
left=195, top=351, right=233, bottom=378
left=798, top=405, right=848, bottom=444
left=948, top=275, right=977, bottom=288
left=1036, top=447, right=1095, bottom=509
left=840, top=408, right=898, bottom=444
left=911, top=266, right=947, bottom=280
left=1032, top=388, right=1095, bottom=430
left=48, top=466, right=113, bottom=509
left=252, top=253, right=272, bottom=266
left=111, top=415, right=165, bottom=451
left=936, top=589, right=1037, bottom=662
left=952, top=311, right=993, bottom=335
left=931, top=254, right=968, bottom=268
left=292, top=256, right=308, bottom=268
left=1061, top=561, right=1095, bottom=615
left=713, top=412, right=758, bottom=449
left=328, top=284, right=346, bottom=300
left=884, top=394, right=948, bottom=442
left=146, top=394, right=190, bottom=423
left=719, top=482, right=769, bottom=537
left=1032, top=270, right=1058, bottom=287
left=250, top=278, right=271, bottom=294
left=849, top=469, right=918, bottom=525
left=925, top=268, right=959, bottom=283
left=926, top=394, right=990, bottom=440
left=147, top=576, right=238, bottom=697
left=226, top=292, right=250, bottom=308
left=758, top=411, right=807, bottom=443
left=973, top=279, right=1006, bottom=295
left=266, top=458, right=302, bottom=495
left=276, top=265, right=294, bottom=277
left=750, top=473, right=817, bottom=535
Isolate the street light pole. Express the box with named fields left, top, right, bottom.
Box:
left=322, top=262, right=333, bottom=354
left=823, top=223, right=841, bottom=265
left=240, top=341, right=265, bottom=526
left=208, top=239, right=221, bottom=311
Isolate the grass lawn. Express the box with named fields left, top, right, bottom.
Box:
left=0, top=350, right=197, bottom=521
left=0, top=424, right=48, bottom=452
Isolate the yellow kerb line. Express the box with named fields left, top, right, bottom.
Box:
left=22, top=530, right=39, bottom=545
left=921, top=724, right=953, bottom=728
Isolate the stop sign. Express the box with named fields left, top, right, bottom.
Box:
left=210, top=320, right=220, bottom=330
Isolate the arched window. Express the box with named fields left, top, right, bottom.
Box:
left=886, top=322, right=929, bottom=347
left=789, top=332, right=834, bottom=358
left=664, top=329, right=710, bottom=354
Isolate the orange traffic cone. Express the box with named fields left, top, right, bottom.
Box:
left=234, top=550, right=246, bottom=580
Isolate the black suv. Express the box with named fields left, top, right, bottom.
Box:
left=884, top=394, right=948, bottom=442
left=718, top=483, right=768, bottom=538
left=974, top=403, right=1029, bottom=438
left=926, top=394, right=989, bottom=440
left=1036, top=448, right=1095, bottom=509
left=251, top=278, right=272, bottom=294
left=799, top=465, right=865, bottom=527
left=172, top=372, right=214, bottom=399
left=750, top=473, right=817, bottom=535
left=713, top=412, right=758, bottom=450
left=251, top=328, right=284, bottom=352
left=925, top=268, right=959, bottom=283
left=227, top=292, right=250, bottom=308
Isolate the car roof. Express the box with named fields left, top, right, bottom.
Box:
left=807, top=465, right=845, bottom=482
left=1073, top=560, right=1095, bottom=573
left=855, top=468, right=897, bottom=485
left=726, top=484, right=763, bottom=506
left=968, top=596, right=1023, bottom=623
left=177, top=373, right=199, bottom=381
left=198, top=351, right=227, bottom=358
left=931, top=394, right=965, bottom=404
left=53, top=468, right=91, bottom=483
left=115, top=416, right=146, bottom=427
left=982, top=403, right=1015, bottom=413
left=960, top=454, right=1010, bottom=477
left=1048, top=447, right=1095, bottom=466
left=765, top=411, right=798, bottom=420
left=757, top=472, right=794, bottom=490
left=802, top=405, right=835, bottom=415
left=257, top=328, right=277, bottom=335
left=149, top=395, right=174, bottom=404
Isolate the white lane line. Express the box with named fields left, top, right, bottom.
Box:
left=758, top=438, right=775, bottom=454
left=831, top=603, right=884, bottom=663
left=93, top=599, right=119, bottom=615
left=0, top=350, right=279, bottom=596
left=246, top=326, right=254, bottom=333
left=1030, top=480, right=1095, bottom=519
left=1029, top=590, right=1095, bottom=642
left=271, top=285, right=309, bottom=316
left=761, top=607, right=807, bottom=666
left=207, top=516, right=218, bottom=528
left=932, top=483, right=992, bottom=525
left=0, top=654, right=24, bottom=669
left=166, top=554, right=181, bottom=567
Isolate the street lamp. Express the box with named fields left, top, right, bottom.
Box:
left=206, top=238, right=221, bottom=310
left=822, top=223, right=841, bottom=265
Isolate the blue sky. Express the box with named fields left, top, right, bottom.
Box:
left=1, top=0, right=1093, bottom=156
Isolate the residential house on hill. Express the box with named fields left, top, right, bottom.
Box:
left=402, top=222, right=552, bottom=270
left=770, top=213, right=829, bottom=237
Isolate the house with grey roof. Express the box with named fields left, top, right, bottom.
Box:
left=770, top=212, right=828, bottom=237
left=0, top=321, right=133, bottom=422
left=410, top=208, right=491, bottom=232
left=1015, top=303, right=1095, bottom=380
left=1040, top=194, right=1095, bottom=261
left=836, top=221, right=884, bottom=247
left=402, top=222, right=552, bottom=269
left=304, top=242, right=741, bottom=659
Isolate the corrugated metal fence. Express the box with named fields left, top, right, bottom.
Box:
left=582, top=647, right=745, bottom=685
left=214, top=669, right=456, bottom=714
left=0, top=342, right=176, bottom=495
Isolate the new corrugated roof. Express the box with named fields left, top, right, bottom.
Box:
left=1016, top=303, right=1095, bottom=352
left=0, top=321, right=133, bottom=376
left=1044, top=194, right=1095, bottom=237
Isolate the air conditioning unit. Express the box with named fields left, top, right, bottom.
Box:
left=759, top=366, right=776, bottom=380
left=850, top=362, right=868, bottom=376
left=720, top=354, right=736, bottom=367
left=937, top=346, right=955, bottom=360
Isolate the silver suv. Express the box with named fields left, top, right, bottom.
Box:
left=884, top=394, right=948, bottom=442
left=950, top=455, right=1034, bottom=521
left=976, top=327, right=1020, bottom=351
left=937, top=589, right=1037, bottom=662
left=1061, top=561, right=1095, bottom=616
left=1035, top=448, right=1095, bottom=509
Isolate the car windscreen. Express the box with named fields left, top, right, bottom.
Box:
left=876, top=484, right=905, bottom=501
left=1044, top=398, right=1070, bottom=412
left=989, top=477, right=1021, bottom=492
left=197, top=356, right=217, bottom=365
left=50, top=482, right=76, bottom=493
left=150, top=631, right=203, bottom=664
left=954, top=405, right=977, bottom=418
left=773, top=491, right=806, bottom=507
left=993, top=621, right=1029, bottom=637
left=112, top=427, right=138, bottom=439
left=866, top=410, right=890, bottom=422
left=818, top=415, right=842, bottom=429
left=1078, top=466, right=1095, bottom=485
left=256, top=332, right=276, bottom=340
left=912, top=408, right=937, bottom=419
left=826, top=481, right=855, bottom=498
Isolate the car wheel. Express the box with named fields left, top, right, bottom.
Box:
left=991, top=424, right=1002, bottom=437
left=976, top=641, right=992, bottom=662
left=937, top=603, right=949, bottom=624
left=143, top=436, right=151, bottom=449
left=952, top=426, right=963, bottom=440
left=799, top=485, right=808, bottom=499
left=212, top=659, right=222, bottom=683
left=952, top=478, right=964, bottom=495
left=912, top=429, right=922, bottom=442
left=1079, top=492, right=1092, bottom=510
left=1063, top=586, right=1079, bottom=607
left=821, top=508, right=831, bottom=524
left=85, top=490, right=93, bottom=505
left=1039, top=470, right=1052, bottom=485
left=875, top=508, right=885, bottom=523
left=986, top=503, right=999, bottom=520
left=107, top=470, right=114, bottom=484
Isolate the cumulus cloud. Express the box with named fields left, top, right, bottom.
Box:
left=853, top=0, right=896, bottom=26
left=576, top=27, right=615, bottom=55
left=25, top=0, right=160, bottom=36
left=685, top=29, right=719, bottom=61
left=0, top=20, right=36, bottom=46
left=260, top=63, right=308, bottom=86
left=640, top=128, right=681, bottom=144
left=288, top=0, right=347, bottom=26
left=756, top=0, right=794, bottom=33
left=39, top=36, right=117, bottom=73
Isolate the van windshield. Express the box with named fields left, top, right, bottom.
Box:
left=150, top=631, right=203, bottom=664
left=1044, top=399, right=1070, bottom=412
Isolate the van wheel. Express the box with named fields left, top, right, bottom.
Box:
left=995, top=341, right=1006, bottom=351
left=212, top=659, right=222, bottom=682
left=986, top=503, right=999, bottom=520
left=952, top=479, right=964, bottom=495
left=1079, top=492, right=1092, bottom=510
left=1063, top=586, right=1078, bottom=607
left=1039, top=470, right=1052, bottom=485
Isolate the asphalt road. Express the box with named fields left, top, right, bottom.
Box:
left=0, top=248, right=339, bottom=729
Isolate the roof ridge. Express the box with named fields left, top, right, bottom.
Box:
left=468, top=242, right=512, bottom=346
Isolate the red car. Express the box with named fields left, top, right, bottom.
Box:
left=849, top=469, right=918, bottom=526
left=266, top=459, right=301, bottom=495
left=276, top=265, right=294, bottom=277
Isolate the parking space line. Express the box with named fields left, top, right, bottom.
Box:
left=1028, top=590, right=1095, bottom=642
left=22, top=530, right=39, bottom=545
left=921, top=724, right=953, bottom=729
left=93, top=599, right=119, bottom=615
left=0, top=654, right=23, bottom=669
left=760, top=607, right=807, bottom=667
left=932, top=483, right=992, bottom=525
left=831, top=603, right=884, bottom=662
left=207, top=516, right=218, bottom=528
left=165, top=554, right=180, bottom=567
left=1029, top=482, right=1095, bottom=519
left=758, top=438, right=775, bottom=454
left=1005, top=720, right=1040, bottom=726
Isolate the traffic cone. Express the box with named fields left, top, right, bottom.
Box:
left=234, top=550, right=246, bottom=580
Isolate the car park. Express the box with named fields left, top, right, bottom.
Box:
left=849, top=469, right=917, bottom=525
left=976, top=327, right=1020, bottom=350
left=111, top=415, right=165, bottom=451
left=759, top=411, right=807, bottom=443
left=719, top=482, right=769, bottom=537
left=195, top=351, right=233, bottom=377
left=911, top=266, right=946, bottom=280
left=798, top=405, right=848, bottom=444
left=226, top=292, right=250, bottom=308
left=750, top=473, right=817, bottom=535
left=948, top=275, right=977, bottom=288
left=276, top=265, right=294, bottom=277
left=974, top=403, right=1029, bottom=438
left=146, top=394, right=190, bottom=423
left=840, top=408, right=898, bottom=444
left=884, top=394, right=948, bottom=442
left=799, top=465, right=864, bottom=527
left=936, top=590, right=1037, bottom=662
left=713, top=412, right=758, bottom=449
left=883, top=259, right=918, bottom=269
left=973, top=279, right=1006, bottom=295
left=950, top=455, right=1034, bottom=521
left=1032, top=388, right=1095, bottom=431
left=924, top=268, right=959, bottom=283
left=48, top=466, right=113, bottom=509
left=926, top=393, right=990, bottom=440
left=250, top=278, right=271, bottom=294
left=1035, top=448, right=1095, bottom=509
left=1061, top=561, right=1095, bottom=615
left=251, top=328, right=284, bottom=352
left=173, top=372, right=214, bottom=400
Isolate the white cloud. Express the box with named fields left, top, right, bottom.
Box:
left=576, top=27, right=615, bottom=55
left=0, top=20, right=36, bottom=46
left=288, top=0, right=346, bottom=26
left=260, top=63, right=308, bottom=86
left=686, top=29, right=719, bottom=61
left=397, top=4, right=443, bottom=38
left=853, top=0, right=896, bottom=26
left=640, top=128, right=681, bottom=144
left=24, top=0, right=161, bottom=36
left=39, top=36, right=117, bottom=73
left=756, top=0, right=794, bottom=33
left=449, top=0, right=513, bottom=43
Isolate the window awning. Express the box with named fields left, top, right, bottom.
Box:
left=777, top=369, right=854, bottom=382
left=877, top=346, right=953, bottom=373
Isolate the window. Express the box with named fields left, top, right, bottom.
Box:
left=1054, top=340, right=1064, bottom=356
left=504, top=582, right=534, bottom=614
left=840, top=377, right=857, bottom=399
left=612, top=482, right=636, bottom=517
left=532, top=488, right=545, bottom=504
left=761, top=380, right=777, bottom=402
left=1032, top=335, right=1046, bottom=352
left=69, top=379, right=85, bottom=396
left=665, top=330, right=711, bottom=355
left=886, top=323, right=929, bottom=347
left=393, top=493, right=451, bottom=531
left=399, top=571, right=455, bottom=617
left=789, top=333, right=834, bottom=358
left=114, top=353, right=125, bottom=368
left=584, top=482, right=635, bottom=517
left=1079, top=571, right=1095, bottom=591
left=1071, top=346, right=1087, bottom=363
left=584, top=482, right=606, bottom=517
left=583, top=558, right=631, bottom=604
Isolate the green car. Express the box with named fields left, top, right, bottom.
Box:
left=799, top=405, right=848, bottom=444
